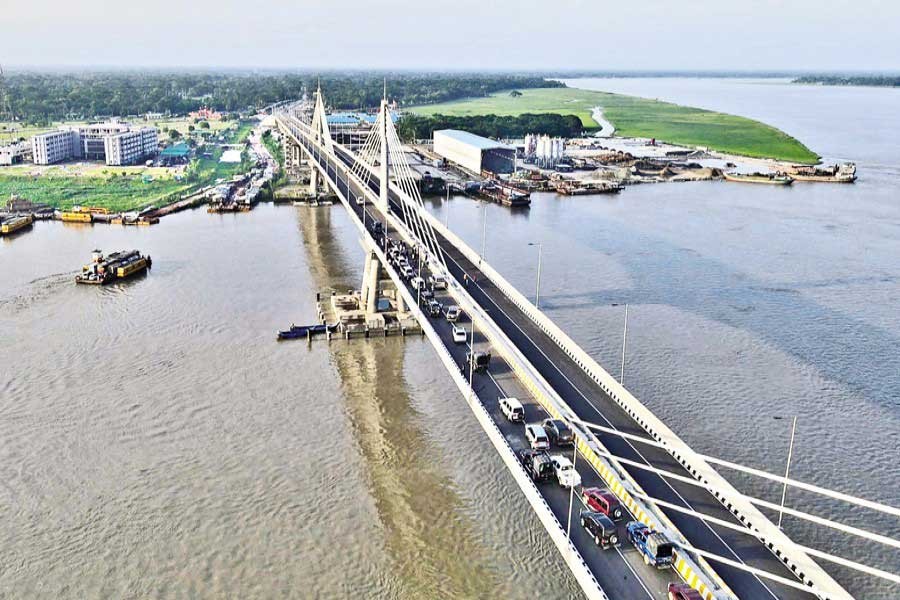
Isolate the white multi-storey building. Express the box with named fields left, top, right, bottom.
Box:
left=31, top=121, right=158, bottom=166
left=31, top=129, right=82, bottom=165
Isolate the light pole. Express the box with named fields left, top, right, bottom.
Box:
left=480, top=202, right=487, bottom=263
left=528, top=242, right=543, bottom=309
left=774, top=415, right=798, bottom=529
left=445, top=185, right=450, bottom=229
left=611, top=303, right=628, bottom=385
left=566, top=438, right=577, bottom=543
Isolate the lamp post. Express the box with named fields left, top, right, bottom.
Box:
left=528, top=242, right=543, bottom=309
left=774, top=415, right=798, bottom=529
left=566, top=438, right=577, bottom=543
left=480, top=201, right=487, bottom=263
left=611, top=303, right=628, bottom=385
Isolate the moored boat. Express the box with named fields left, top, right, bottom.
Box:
left=0, top=214, right=34, bottom=235
left=723, top=172, right=794, bottom=185
left=788, top=162, right=856, bottom=183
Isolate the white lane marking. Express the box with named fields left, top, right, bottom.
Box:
left=441, top=247, right=781, bottom=600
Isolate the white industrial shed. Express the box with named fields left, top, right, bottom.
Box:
left=433, top=129, right=516, bottom=175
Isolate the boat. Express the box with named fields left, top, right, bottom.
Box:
left=0, top=214, right=34, bottom=235
left=59, top=210, right=93, bottom=222
left=277, top=322, right=338, bottom=341
left=788, top=163, right=857, bottom=183
left=75, top=249, right=152, bottom=285
left=555, top=181, right=624, bottom=195
left=723, top=172, right=794, bottom=185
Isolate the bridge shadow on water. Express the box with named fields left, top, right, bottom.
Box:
left=294, top=206, right=504, bottom=598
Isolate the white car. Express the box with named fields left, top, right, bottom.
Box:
left=499, top=397, right=525, bottom=423
left=445, top=305, right=461, bottom=322
left=410, top=276, right=426, bottom=290
left=429, top=274, right=448, bottom=290
left=551, top=455, right=582, bottom=489
left=356, top=196, right=366, bottom=205
left=525, top=424, right=550, bottom=450
left=451, top=324, right=467, bottom=344
left=400, top=265, right=414, bottom=279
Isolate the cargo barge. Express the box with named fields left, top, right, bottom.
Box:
left=555, top=181, right=624, bottom=195
left=0, top=214, right=34, bottom=235
left=75, top=249, right=152, bottom=285
left=723, top=172, right=794, bottom=185
left=788, top=162, right=856, bottom=183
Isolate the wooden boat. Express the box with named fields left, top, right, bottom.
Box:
left=723, top=172, right=794, bottom=185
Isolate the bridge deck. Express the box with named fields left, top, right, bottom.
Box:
left=295, top=127, right=820, bottom=600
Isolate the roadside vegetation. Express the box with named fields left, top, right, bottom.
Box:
left=409, top=87, right=819, bottom=163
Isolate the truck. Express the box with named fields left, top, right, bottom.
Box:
left=625, top=521, right=675, bottom=568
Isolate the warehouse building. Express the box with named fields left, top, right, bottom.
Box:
left=433, top=129, right=516, bottom=175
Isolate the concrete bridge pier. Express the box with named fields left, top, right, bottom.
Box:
left=360, top=250, right=381, bottom=315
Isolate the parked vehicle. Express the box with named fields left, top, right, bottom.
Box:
left=626, top=522, right=675, bottom=568
left=580, top=511, right=619, bottom=549
left=582, top=487, right=624, bottom=520
left=429, top=274, right=448, bottom=290
left=499, top=397, right=525, bottom=422
left=452, top=325, right=468, bottom=344
left=543, top=419, right=574, bottom=446
left=465, top=350, right=491, bottom=373
left=667, top=583, right=703, bottom=600
left=517, top=449, right=554, bottom=482
left=551, top=454, right=582, bottom=488
left=445, top=305, right=461, bottom=322
left=525, top=423, right=550, bottom=450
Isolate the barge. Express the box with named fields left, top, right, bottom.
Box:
left=723, top=172, right=794, bottom=185
left=0, top=214, right=34, bottom=235
left=75, top=249, right=152, bottom=285
left=788, top=163, right=856, bottom=183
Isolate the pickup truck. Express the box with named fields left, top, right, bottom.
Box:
left=625, top=521, right=675, bottom=568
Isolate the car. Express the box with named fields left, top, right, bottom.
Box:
left=626, top=521, right=675, bottom=568
left=428, top=274, right=448, bottom=290
left=452, top=325, right=467, bottom=344
left=410, top=276, right=426, bottom=290
left=465, top=350, right=491, bottom=373
left=371, top=222, right=384, bottom=235
left=550, top=454, right=582, bottom=488
left=400, top=265, right=414, bottom=279
left=543, top=419, right=575, bottom=446
left=582, top=487, right=624, bottom=520
left=524, top=423, right=550, bottom=450
left=667, top=583, right=703, bottom=600
left=426, top=299, right=442, bottom=317
left=580, top=511, right=619, bottom=549
left=445, top=305, right=461, bottom=322
left=420, top=289, right=435, bottom=302
left=499, top=397, right=525, bottom=422
left=356, top=195, right=366, bottom=205
left=517, top=448, right=554, bottom=482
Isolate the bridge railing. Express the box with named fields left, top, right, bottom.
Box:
left=417, top=209, right=851, bottom=600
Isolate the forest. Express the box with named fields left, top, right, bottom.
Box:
left=2, top=71, right=562, bottom=124
left=397, top=113, right=584, bottom=141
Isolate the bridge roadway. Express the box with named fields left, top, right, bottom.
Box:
left=298, top=132, right=818, bottom=600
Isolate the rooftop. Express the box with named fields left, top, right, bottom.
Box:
left=434, top=129, right=513, bottom=151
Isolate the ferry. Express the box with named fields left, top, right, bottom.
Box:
left=0, top=214, right=34, bottom=235
left=788, top=163, right=857, bottom=183
left=75, top=249, right=152, bottom=285
left=723, top=172, right=794, bottom=186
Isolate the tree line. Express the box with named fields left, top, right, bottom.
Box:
left=793, top=75, right=900, bottom=87
left=2, top=71, right=562, bottom=124
left=397, top=113, right=584, bottom=141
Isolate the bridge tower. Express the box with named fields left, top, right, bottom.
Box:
left=378, top=85, right=390, bottom=213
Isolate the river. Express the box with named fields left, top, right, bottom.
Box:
left=2, top=78, right=898, bottom=599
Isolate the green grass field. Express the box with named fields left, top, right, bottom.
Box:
left=0, top=176, right=192, bottom=212
left=409, top=88, right=818, bottom=164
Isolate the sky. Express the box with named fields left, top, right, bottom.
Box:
left=2, top=0, right=899, bottom=72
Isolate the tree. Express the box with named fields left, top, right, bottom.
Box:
left=188, top=125, right=195, bottom=132
left=510, top=90, right=523, bottom=97
left=169, top=129, right=182, bottom=141
left=198, top=121, right=210, bottom=129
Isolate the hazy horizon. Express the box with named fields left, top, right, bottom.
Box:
left=3, top=0, right=898, bottom=72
